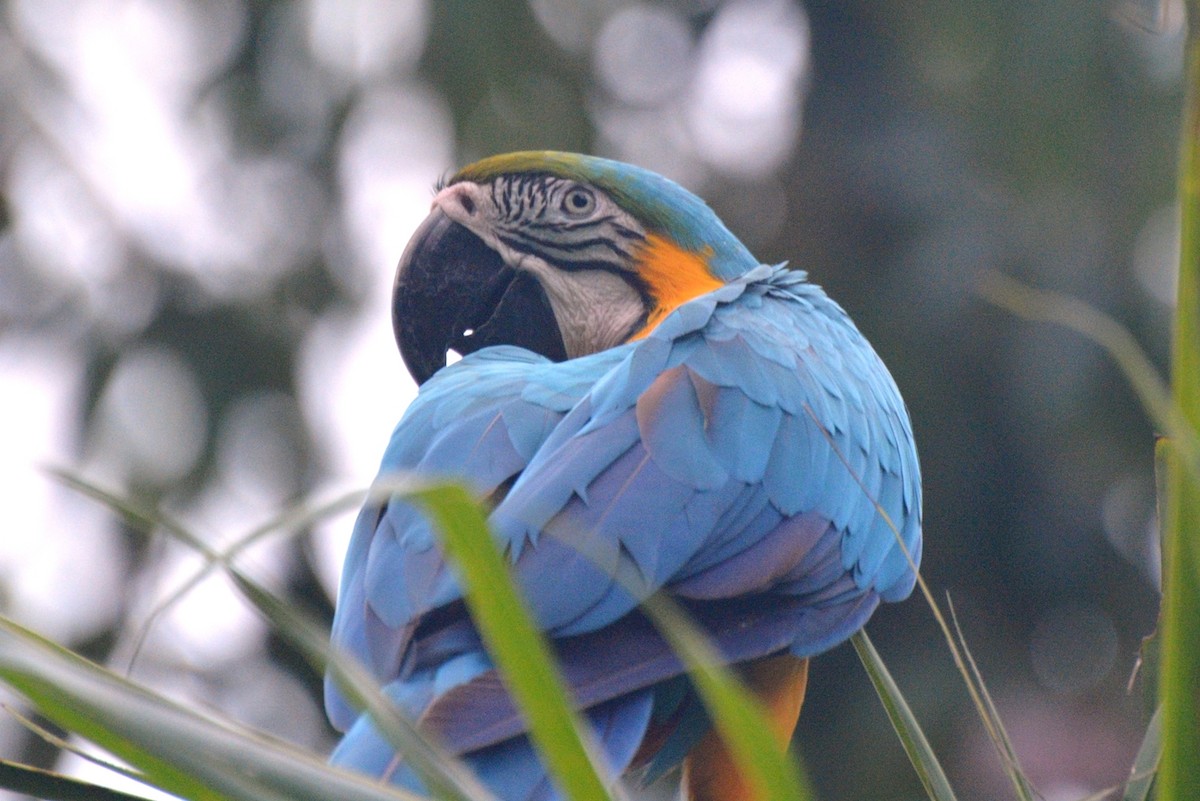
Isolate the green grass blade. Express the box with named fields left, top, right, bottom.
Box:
left=945, top=600, right=1035, bottom=801
left=127, top=488, right=367, bottom=670
left=640, top=594, right=811, bottom=801
left=0, top=615, right=423, bottom=801
left=49, top=467, right=493, bottom=801
left=1123, top=703, right=1162, bottom=801
left=231, top=574, right=497, bottom=801
left=0, top=757, right=153, bottom=801
left=1159, top=5, right=1200, bottom=796
left=406, top=482, right=616, bottom=801
left=395, top=478, right=811, bottom=801
left=809, top=406, right=1012, bottom=799
left=3, top=702, right=170, bottom=793
left=977, top=272, right=1200, bottom=484
left=851, top=630, right=957, bottom=801
left=975, top=272, right=1200, bottom=801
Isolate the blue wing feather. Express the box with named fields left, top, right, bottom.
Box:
left=635, top=366, right=730, bottom=490
left=327, top=264, right=922, bottom=798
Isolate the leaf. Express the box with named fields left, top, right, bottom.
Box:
left=976, top=272, right=1200, bottom=488
left=946, top=600, right=1035, bottom=801
left=1123, top=704, right=1162, bottom=801
left=3, top=702, right=161, bottom=793
left=640, top=594, right=812, bottom=801
left=808, top=404, right=1019, bottom=799
left=0, top=614, right=422, bottom=801
left=1159, top=9, right=1200, bottom=794
left=851, top=631, right=957, bottom=801
left=0, top=757, right=154, bottom=801
left=406, top=482, right=617, bottom=801
left=233, top=574, right=497, bottom=801
left=48, top=467, right=493, bottom=801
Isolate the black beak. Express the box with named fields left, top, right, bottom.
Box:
left=393, top=209, right=568, bottom=384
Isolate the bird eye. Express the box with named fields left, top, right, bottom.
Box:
left=561, top=186, right=596, bottom=217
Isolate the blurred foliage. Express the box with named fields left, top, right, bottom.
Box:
left=0, top=1, right=1182, bottom=799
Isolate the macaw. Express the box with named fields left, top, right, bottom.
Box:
left=325, top=151, right=922, bottom=801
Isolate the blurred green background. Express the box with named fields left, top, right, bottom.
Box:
left=0, top=1, right=1181, bottom=799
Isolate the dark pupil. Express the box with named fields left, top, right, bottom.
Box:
left=568, top=191, right=589, bottom=210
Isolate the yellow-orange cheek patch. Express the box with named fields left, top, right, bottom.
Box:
left=631, top=234, right=723, bottom=340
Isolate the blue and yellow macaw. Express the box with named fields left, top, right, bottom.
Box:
left=325, top=152, right=922, bottom=801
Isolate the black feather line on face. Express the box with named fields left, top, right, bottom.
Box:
left=496, top=234, right=626, bottom=274
left=611, top=222, right=644, bottom=241
left=523, top=213, right=621, bottom=233
left=493, top=181, right=512, bottom=217
left=499, top=228, right=633, bottom=260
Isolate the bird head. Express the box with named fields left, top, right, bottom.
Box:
left=393, top=151, right=759, bottom=383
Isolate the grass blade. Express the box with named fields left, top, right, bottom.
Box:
left=640, top=594, right=812, bottom=801
left=49, top=467, right=494, bottom=801
left=0, top=757, right=153, bottom=801
left=809, top=405, right=1018, bottom=799
left=0, top=614, right=423, bottom=801
left=851, top=631, right=957, bottom=801
left=1158, top=4, right=1200, bottom=794
left=975, top=268, right=1200, bottom=801
left=406, top=482, right=616, bottom=801
left=127, top=488, right=367, bottom=670
left=945, top=599, right=1035, bottom=801
left=4, top=701, right=167, bottom=792
left=1123, top=704, right=1162, bottom=801
left=232, top=574, right=497, bottom=801
left=977, top=272, right=1200, bottom=484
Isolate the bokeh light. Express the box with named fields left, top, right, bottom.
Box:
left=87, top=345, right=208, bottom=485
left=1029, top=603, right=1119, bottom=696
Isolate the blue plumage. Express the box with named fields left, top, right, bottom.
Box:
left=327, top=153, right=922, bottom=801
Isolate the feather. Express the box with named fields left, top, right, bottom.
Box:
left=636, top=366, right=729, bottom=490
left=418, top=588, right=871, bottom=757
left=670, top=513, right=829, bottom=599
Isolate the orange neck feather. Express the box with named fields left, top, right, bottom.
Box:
left=630, top=234, right=723, bottom=340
